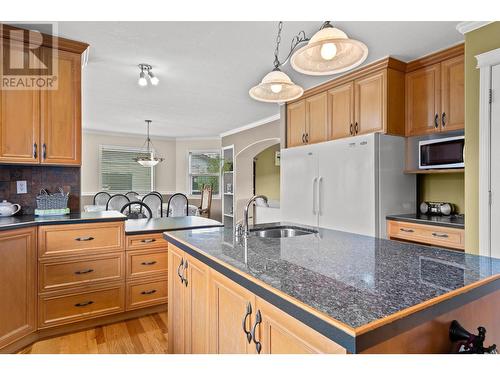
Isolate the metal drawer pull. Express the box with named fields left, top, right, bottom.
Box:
left=177, top=259, right=184, bottom=283
left=140, top=238, right=156, bottom=243
left=141, top=260, right=157, bottom=266
left=399, top=228, right=414, bottom=233
left=242, top=302, right=253, bottom=343
left=141, top=289, right=157, bottom=295
left=75, top=301, right=94, bottom=307
left=75, top=236, right=94, bottom=241
left=432, top=232, right=449, bottom=238
left=74, top=269, right=94, bottom=275
left=434, top=113, right=439, bottom=128
left=33, top=143, right=37, bottom=158
left=442, top=112, right=446, bottom=127
left=251, top=310, right=262, bottom=354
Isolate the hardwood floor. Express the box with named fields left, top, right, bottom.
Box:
left=18, top=312, right=168, bottom=354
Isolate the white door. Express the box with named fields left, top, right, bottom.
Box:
left=317, top=135, right=376, bottom=236
left=490, top=64, right=500, bottom=258
left=280, top=144, right=319, bottom=227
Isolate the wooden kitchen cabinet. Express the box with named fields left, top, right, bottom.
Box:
left=354, top=70, right=386, bottom=135
left=286, top=100, right=306, bottom=147
left=40, top=48, right=81, bottom=165
left=168, top=245, right=185, bottom=353
left=405, top=48, right=464, bottom=136
left=305, top=92, right=328, bottom=144
left=0, top=228, right=37, bottom=349
left=328, top=82, right=354, bottom=140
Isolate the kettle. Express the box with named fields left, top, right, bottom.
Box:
left=0, top=200, right=21, bottom=217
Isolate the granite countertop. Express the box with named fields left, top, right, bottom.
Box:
left=125, top=216, right=223, bottom=235
left=164, top=222, right=500, bottom=331
left=0, top=211, right=127, bottom=231
left=386, top=213, right=465, bottom=229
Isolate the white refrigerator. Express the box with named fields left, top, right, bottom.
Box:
left=280, top=133, right=416, bottom=238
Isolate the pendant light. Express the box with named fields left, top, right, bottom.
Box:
left=249, top=22, right=303, bottom=103
left=134, top=120, right=164, bottom=167
left=290, top=22, right=368, bottom=76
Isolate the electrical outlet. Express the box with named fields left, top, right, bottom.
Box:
left=16, top=180, right=27, bottom=194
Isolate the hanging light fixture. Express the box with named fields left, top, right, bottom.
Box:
left=249, top=22, right=304, bottom=103
left=290, top=21, right=368, bottom=76
left=138, top=64, right=160, bottom=86
left=134, top=120, right=164, bottom=167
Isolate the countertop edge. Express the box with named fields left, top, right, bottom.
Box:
left=125, top=223, right=223, bottom=235
left=0, top=215, right=127, bottom=231
left=386, top=215, right=465, bottom=229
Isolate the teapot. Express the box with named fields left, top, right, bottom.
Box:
left=0, top=200, right=21, bottom=217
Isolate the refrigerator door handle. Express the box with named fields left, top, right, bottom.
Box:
left=317, top=176, right=323, bottom=216
left=312, top=176, right=318, bottom=215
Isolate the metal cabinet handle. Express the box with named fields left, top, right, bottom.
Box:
left=432, top=232, right=449, bottom=238
left=75, top=301, right=94, bottom=307
left=350, top=123, right=353, bottom=135
left=399, top=228, right=414, bottom=233
left=33, top=143, right=37, bottom=158
left=302, top=134, right=306, bottom=143
left=355, top=122, right=359, bottom=134
left=442, top=112, right=446, bottom=127
left=305, top=133, right=309, bottom=143
left=317, top=176, right=323, bottom=216
left=141, top=260, right=157, bottom=266
left=242, top=302, right=253, bottom=343
left=312, top=177, right=318, bottom=215
left=251, top=310, right=262, bottom=354
left=141, top=289, right=157, bottom=295
left=42, top=143, right=47, bottom=159
left=74, top=269, right=94, bottom=275
left=434, top=113, right=439, bottom=128
left=75, top=236, right=94, bottom=241
left=177, top=258, right=184, bottom=283
left=140, top=238, right=156, bottom=243
left=183, top=259, right=189, bottom=287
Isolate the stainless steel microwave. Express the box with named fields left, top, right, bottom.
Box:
left=419, top=135, right=465, bottom=169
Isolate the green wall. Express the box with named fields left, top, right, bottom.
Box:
left=419, top=174, right=464, bottom=213
left=254, top=144, right=280, bottom=200
left=464, top=22, right=500, bottom=254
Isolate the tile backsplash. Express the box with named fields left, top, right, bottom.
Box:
left=0, top=165, right=80, bottom=214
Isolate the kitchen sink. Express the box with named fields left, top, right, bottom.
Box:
left=250, top=226, right=317, bottom=238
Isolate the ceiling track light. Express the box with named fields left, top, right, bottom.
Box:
left=249, top=21, right=368, bottom=103
left=138, top=63, right=160, bottom=86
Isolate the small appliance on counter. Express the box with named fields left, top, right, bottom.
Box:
left=419, top=201, right=455, bottom=216
left=419, top=135, right=464, bottom=169
left=0, top=200, right=21, bottom=217
left=35, top=188, right=70, bottom=216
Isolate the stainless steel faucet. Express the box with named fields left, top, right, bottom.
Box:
left=243, top=195, right=268, bottom=235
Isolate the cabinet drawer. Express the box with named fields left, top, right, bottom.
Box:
left=39, top=222, right=125, bottom=258
left=38, top=284, right=124, bottom=328
left=126, top=233, right=168, bottom=251
left=126, top=277, right=168, bottom=311
left=39, top=252, right=125, bottom=292
left=127, top=249, right=168, bottom=280
left=387, top=220, right=464, bottom=250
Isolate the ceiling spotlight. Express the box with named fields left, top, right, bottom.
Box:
left=138, top=64, right=159, bottom=86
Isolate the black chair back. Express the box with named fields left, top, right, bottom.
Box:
left=150, top=191, right=163, bottom=199
left=125, top=191, right=139, bottom=201
left=93, top=191, right=111, bottom=205
left=142, top=192, right=163, bottom=218
left=106, top=194, right=130, bottom=211
left=167, top=193, right=189, bottom=217
left=120, top=201, right=153, bottom=219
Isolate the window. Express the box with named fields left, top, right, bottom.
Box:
left=188, top=151, right=220, bottom=196
left=100, top=146, right=153, bottom=193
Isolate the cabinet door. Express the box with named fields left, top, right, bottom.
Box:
left=167, top=245, right=185, bottom=354
left=328, top=82, right=354, bottom=140
left=0, top=228, right=37, bottom=349
left=286, top=100, right=306, bottom=147
left=184, top=254, right=209, bottom=354
left=40, top=48, right=81, bottom=165
left=406, top=64, right=441, bottom=136
left=305, top=92, right=328, bottom=144
left=441, top=55, right=464, bottom=132
left=208, top=271, right=255, bottom=353
left=354, top=70, right=386, bottom=135
left=254, top=298, right=346, bottom=354
left=0, top=39, right=40, bottom=164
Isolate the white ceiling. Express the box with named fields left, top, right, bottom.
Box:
left=55, top=21, right=463, bottom=138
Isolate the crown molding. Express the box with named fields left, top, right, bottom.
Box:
left=219, top=114, right=281, bottom=138
left=83, top=128, right=176, bottom=141
left=456, top=21, right=492, bottom=35
left=175, top=136, right=221, bottom=141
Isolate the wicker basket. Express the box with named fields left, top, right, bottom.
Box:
left=36, top=188, right=69, bottom=210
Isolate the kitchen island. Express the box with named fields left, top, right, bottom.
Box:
left=163, top=223, right=500, bottom=354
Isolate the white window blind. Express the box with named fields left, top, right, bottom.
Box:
left=100, top=146, right=153, bottom=193
left=188, top=151, right=220, bottom=195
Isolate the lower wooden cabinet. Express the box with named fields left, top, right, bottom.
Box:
left=126, top=276, right=168, bottom=311
left=0, top=228, right=37, bottom=349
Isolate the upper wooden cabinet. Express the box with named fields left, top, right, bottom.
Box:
left=405, top=45, right=464, bottom=136
left=286, top=58, right=406, bottom=148
left=0, top=26, right=87, bottom=165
